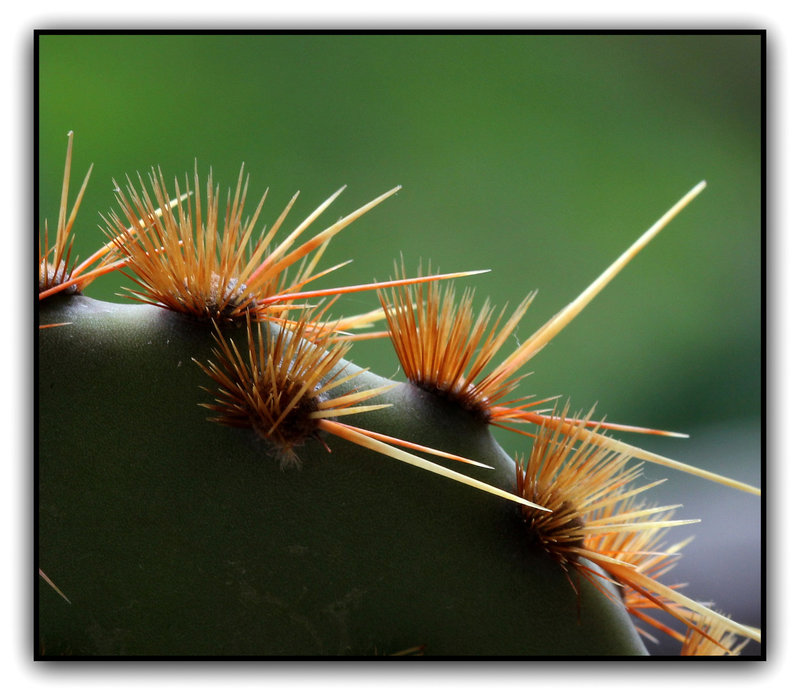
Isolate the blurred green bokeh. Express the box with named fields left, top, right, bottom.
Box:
left=37, top=33, right=762, bottom=653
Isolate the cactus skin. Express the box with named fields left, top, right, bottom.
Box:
left=38, top=296, right=647, bottom=656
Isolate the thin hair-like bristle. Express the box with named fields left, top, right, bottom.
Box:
left=506, top=409, right=760, bottom=495
left=39, top=131, right=119, bottom=299
left=489, top=182, right=707, bottom=387
left=319, top=419, right=547, bottom=510
left=680, top=613, right=752, bottom=656
left=39, top=568, right=71, bottom=605
left=260, top=267, right=491, bottom=307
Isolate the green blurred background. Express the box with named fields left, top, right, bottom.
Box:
left=37, top=33, right=762, bottom=654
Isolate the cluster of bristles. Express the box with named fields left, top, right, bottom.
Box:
left=39, top=132, right=761, bottom=654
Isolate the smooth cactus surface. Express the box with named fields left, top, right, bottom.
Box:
left=39, top=295, right=648, bottom=655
